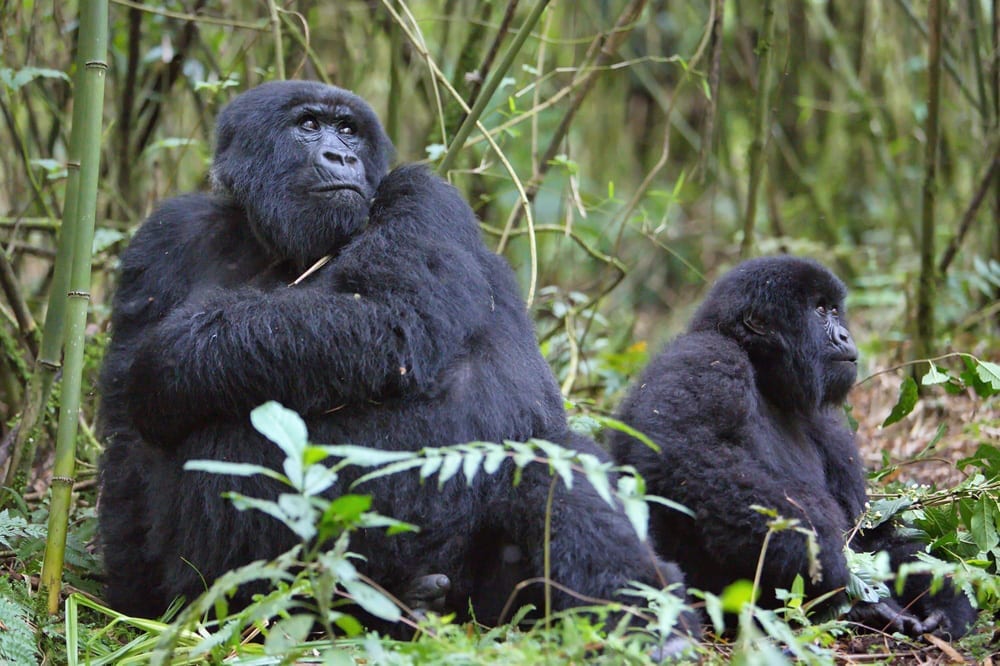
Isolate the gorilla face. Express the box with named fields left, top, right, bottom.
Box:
left=814, top=298, right=858, bottom=404
left=211, top=81, right=394, bottom=269
left=689, top=256, right=858, bottom=412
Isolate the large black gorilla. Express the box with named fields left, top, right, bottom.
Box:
left=98, top=80, right=692, bottom=635
left=609, top=256, right=976, bottom=637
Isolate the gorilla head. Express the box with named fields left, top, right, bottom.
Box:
left=211, top=81, right=394, bottom=269
left=688, top=256, right=858, bottom=412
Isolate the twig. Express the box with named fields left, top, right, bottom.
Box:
left=698, top=0, right=725, bottom=181
left=437, top=0, right=550, bottom=176
left=464, top=0, right=519, bottom=109
left=892, top=0, right=984, bottom=115
left=379, top=0, right=540, bottom=305
left=266, top=0, right=285, bottom=79
left=915, top=0, right=944, bottom=363
left=938, top=146, right=1000, bottom=276
left=109, top=0, right=267, bottom=30
left=740, top=0, right=776, bottom=258
left=499, top=0, right=649, bottom=246
left=0, top=248, right=38, bottom=358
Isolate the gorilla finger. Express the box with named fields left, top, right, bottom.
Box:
left=920, top=609, right=947, bottom=636
left=402, top=573, right=451, bottom=612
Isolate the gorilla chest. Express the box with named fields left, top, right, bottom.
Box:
left=753, top=412, right=825, bottom=483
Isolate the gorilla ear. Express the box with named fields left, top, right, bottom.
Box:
left=742, top=314, right=768, bottom=336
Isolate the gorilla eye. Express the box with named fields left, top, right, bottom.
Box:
left=816, top=305, right=827, bottom=315
left=298, top=116, right=320, bottom=132
left=337, top=122, right=356, bottom=135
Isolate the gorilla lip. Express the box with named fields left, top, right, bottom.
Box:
left=311, top=184, right=364, bottom=196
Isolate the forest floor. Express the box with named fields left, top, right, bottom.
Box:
left=842, top=375, right=999, bottom=664
left=852, top=371, right=999, bottom=488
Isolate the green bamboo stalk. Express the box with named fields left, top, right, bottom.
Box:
left=740, top=0, right=776, bottom=259
left=967, top=0, right=989, bottom=126
left=266, top=0, right=285, bottom=79
left=387, top=19, right=401, bottom=144
left=40, top=0, right=109, bottom=614
left=437, top=0, right=552, bottom=175
left=915, top=0, right=943, bottom=369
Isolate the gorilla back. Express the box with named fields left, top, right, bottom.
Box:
left=98, top=81, right=687, bottom=632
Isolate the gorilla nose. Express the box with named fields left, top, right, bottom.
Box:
left=317, top=148, right=363, bottom=184
left=321, top=149, right=358, bottom=167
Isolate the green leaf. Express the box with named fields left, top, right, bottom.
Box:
left=437, top=452, right=463, bottom=488
left=351, top=459, right=424, bottom=487
left=0, top=585, right=39, bottom=665
left=331, top=613, right=364, bottom=638
left=704, top=595, right=725, bottom=634
left=303, top=445, right=332, bottom=467
left=277, top=494, right=318, bottom=541
left=483, top=448, right=507, bottom=474
left=920, top=363, right=950, bottom=385
left=508, top=441, right=536, bottom=468
left=863, top=496, right=914, bottom=529
left=326, top=494, right=372, bottom=523
left=184, top=459, right=287, bottom=484
left=881, top=376, right=918, bottom=427
left=594, top=416, right=660, bottom=453
left=719, top=579, right=756, bottom=613
left=970, top=496, right=1000, bottom=553
left=342, top=578, right=402, bottom=622
left=958, top=444, right=1000, bottom=477
left=282, top=456, right=304, bottom=490
left=621, top=496, right=649, bottom=542
left=323, top=444, right=414, bottom=467
left=265, top=615, right=313, bottom=656
left=548, top=457, right=573, bottom=490
left=531, top=439, right=574, bottom=489
left=0, top=66, right=70, bottom=91
left=646, top=495, right=695, bottom=518
left=975, top=360, right=1000, bottom=391
left=92, top=227, right=126, bottom=254
left=462, top=449, right=484, bottom=485
left=225, top=493, right=291, bottom=527
left=251, top=401, right=308, bottom=459
left=616, top=476, right=649, bottom=541
left=578, top=454, right=613, bottom=506
left=299, top=465, right=338, bottom=497
left=419, top=454, right=443, bottom=480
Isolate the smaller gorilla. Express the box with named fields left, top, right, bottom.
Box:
left=609, top=256, right=975, bottom=637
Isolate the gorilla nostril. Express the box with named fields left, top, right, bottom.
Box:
left=323, top=150, right=346, bottom=165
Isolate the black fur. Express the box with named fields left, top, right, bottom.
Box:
left=609, top=256, right=975, bottom=637
left=97, top=81, right=691, bottom=634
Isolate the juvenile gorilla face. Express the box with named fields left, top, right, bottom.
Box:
left=211, top=81, right=394, bottom=268
left=689, top=256, right=858, bottom=411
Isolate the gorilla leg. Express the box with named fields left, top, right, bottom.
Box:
left=99, top=441, right=167, bottom=616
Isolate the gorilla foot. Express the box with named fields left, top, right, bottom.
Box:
left=402, top=573, right=451, bottom=619
left=846, top=599, right=926, bottom=637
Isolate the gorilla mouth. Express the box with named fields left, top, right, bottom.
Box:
left=311, top=184, right=365, bottom=197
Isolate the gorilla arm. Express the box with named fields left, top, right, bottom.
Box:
left=118, top=172, right=493, bottom=446
left=123, top=286, right=416, bottom=434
